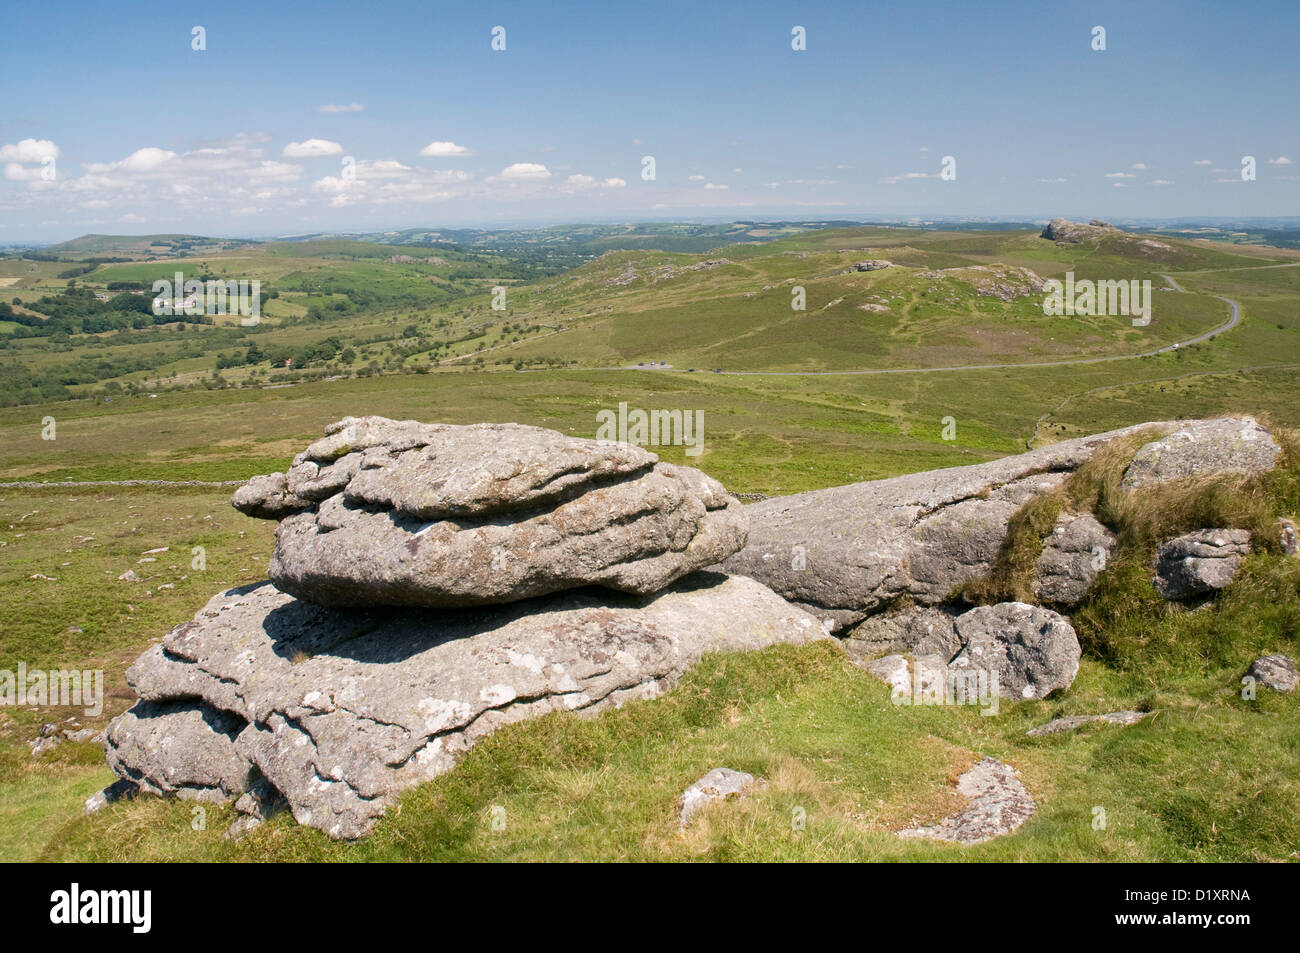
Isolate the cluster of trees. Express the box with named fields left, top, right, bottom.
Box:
left=2, top=289, right=211, bottom=337
left=215, top=336, right=345, bottom=370
left=0, top=363, right=71, bottom=405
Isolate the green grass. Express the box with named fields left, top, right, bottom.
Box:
left=2, top=424, right=1298, bottom=862
left=25, top=634, right=1300, bottom=862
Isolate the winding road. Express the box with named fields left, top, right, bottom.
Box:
left=687, top=273, right=1240, bottom=377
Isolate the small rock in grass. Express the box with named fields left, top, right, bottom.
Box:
left=84, top=779, right=138, bottom=815
left=1026, top=710, right=1147, bottom=736
left=1277, top=518, right=1298, bottom=557
left=1247, top=654, right=1297, bottom=693
left=679, top=768, right=761, bottom=826
left=897, top=757, right=1035, bottom=845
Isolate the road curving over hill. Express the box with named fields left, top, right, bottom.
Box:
left=711, top=273, right=1240, bottom=377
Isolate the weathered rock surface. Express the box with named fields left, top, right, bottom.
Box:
left=1153, top=529, right=1251, bottom=599
left=1247, top=654, right=1297, bottom=693
left=105, top=700, right=250, bottom=802
left=721, top=423, right=1169, bottom=630
left=1121, top=417, right=1281, bottom=491
left=897, top=757, right=1036, bottom=845
left=1276, top=518, right=1298, bottom=557
left=843, top=606, right=961, bottom=662
left=852, top=259, right=893, bottom=271
left=101, top=573, right=827, bottom=839
left=678, top=768, right=761, bottom=826
left=863, top=652, right=954, bottom=703
left=949, top=603, right=1080, bottom=700
left=1035, top=513, right=1116, bottom=605
left=1026, top=710, right=1147, bottom=737
left=722, top=419, right=1273, bottom=630
left=234, top=417, right=748, bottom=608
left=853, top=602, right=1080, bottom=701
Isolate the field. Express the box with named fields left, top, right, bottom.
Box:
left=1, top=221, right=1298, bottom=861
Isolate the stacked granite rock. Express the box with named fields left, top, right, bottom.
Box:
left=100, top=417, right=827, bottom=839
left=96, top=414, right=1286, bottom=840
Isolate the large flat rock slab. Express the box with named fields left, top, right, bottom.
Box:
left=102, top=572, right=828, bottom=840
left=721, top=422, right=1181, bottom=630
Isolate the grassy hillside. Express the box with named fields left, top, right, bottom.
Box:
left=1, top=220, right=1298, bottom=861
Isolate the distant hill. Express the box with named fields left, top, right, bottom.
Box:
left=40, top=233, right=259, bottom=260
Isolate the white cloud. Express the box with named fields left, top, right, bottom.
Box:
left=1132, top=162, right=1147, bottom=170
left=85, top=147, right=177, bottom=173
left=1193, top=159, right=1212, bottom=165
left=312, top=159, right=474, bottom=207
left=1113, top=181, right=1127, bottom=188
left=562, top=174, right=626, bottom=191
left=0, top=135, right=308, bottom=222
left=0, top=138, right=60, bottom=162
left=880, top=172, right=930, bottom=185
left=1036, top=177, right=1068, bottom=183
left=1104, top=171, right=1136, bottom=178
left=498, top=162, right=551, bottom=181
left=4, top=163, right=45, bottom=181
left=1268, top=156, right=1293, bottom=165
left=688, top=174, right=704, bottom=182
left=703, top=182, right=728, bottom=190
left=1153, top=179, right=1175, bottom=186
left=318, top=102, right=364, bottom=113
left=419, top=140, right=473, bottom=158
left=282, top=139, right=343, bottom=157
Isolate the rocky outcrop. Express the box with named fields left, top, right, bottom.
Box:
left=1035, top=513, right=1116, bottom=605
left=678, top=768, right=761, bottom=826
left=1153, top=529, right=1251, bottom=599
left=852, top=259, right=893, bottom=271
left=1121, top=417, right=1281, bottom=490
left=722, top=418, right=1275, bottom=630
left=721, top=422, right=1179, bottom=630
left=102, top=573, right=827, bottom=840
left=1040, top=217, right=1118, bottom=242
left=1247, top=654, right=1297, bottom=693
left=234, top=417, right=748, bottom=608
left=897, top=758, right=1036, bottom=845
left=854, top=602, right=1080, bottom=700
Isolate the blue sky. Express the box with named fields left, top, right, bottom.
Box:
left=1, top=0, right=1297, bottom=241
